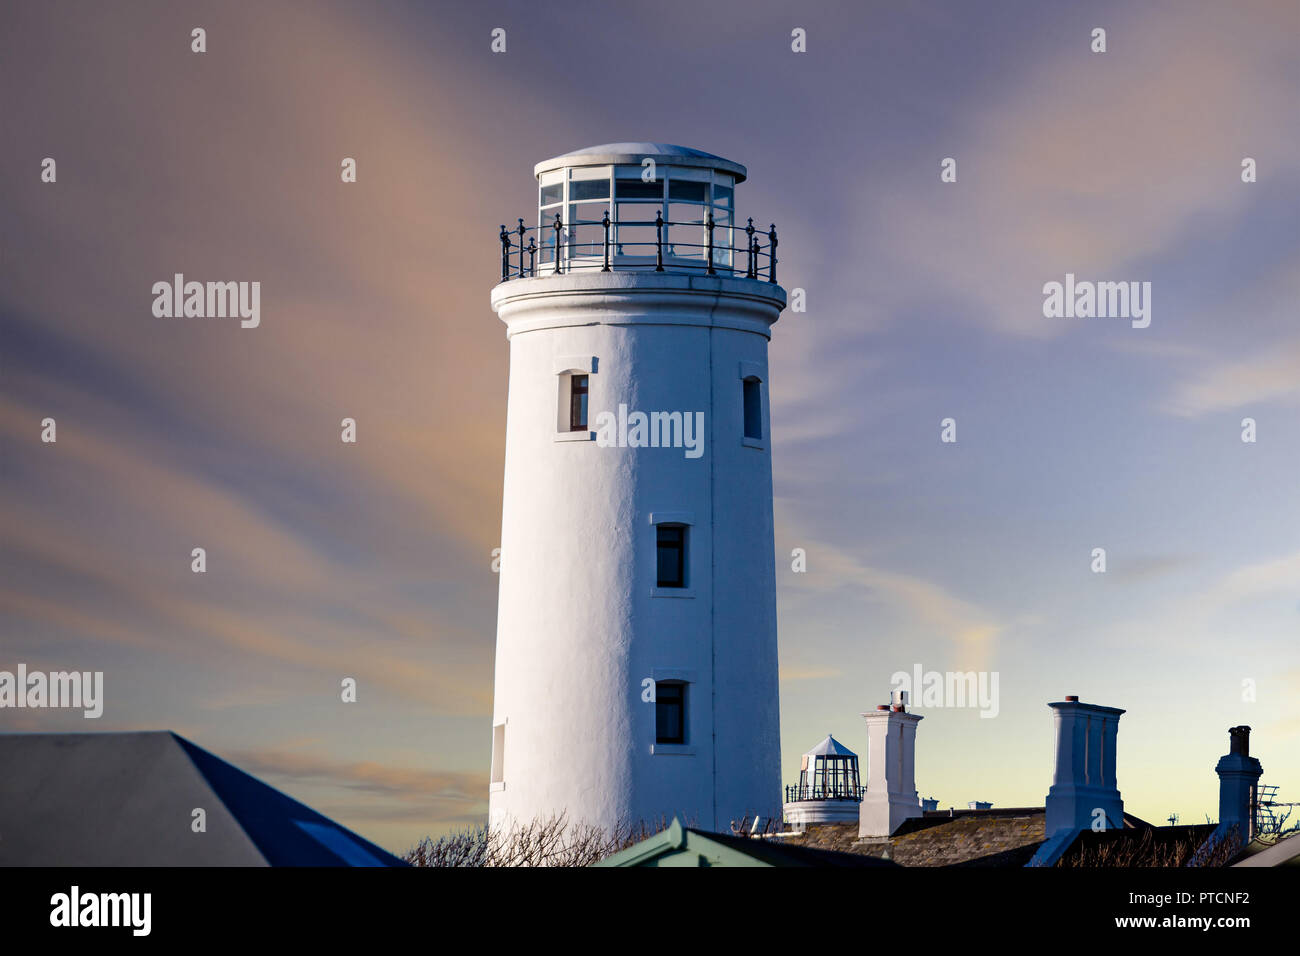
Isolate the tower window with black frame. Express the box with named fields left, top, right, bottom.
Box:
left=569, top=374, right=588, bottom=431
left=655, top=682, right=686, bottom=744
left=743, top=377, right=762, bottom=439
left=656, top=524, right=686, bottom=588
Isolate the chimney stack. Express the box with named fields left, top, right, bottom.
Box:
left=1215, top=726, right=1262, bottom=843
left=1043, top=696, right=1125, bottom=834
left=858, top=699, right=924, bottom=837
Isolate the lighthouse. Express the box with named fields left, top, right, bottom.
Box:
left=487, top=144, right=786, bottom=833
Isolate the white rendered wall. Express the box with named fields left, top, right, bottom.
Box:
left=784, top=800, right=862, bottom=827
left=488, top=271, right=785, bottom=833
left=1043, top=700, right=1125, bottom=834
left=859, top=709, right=924, bottom=837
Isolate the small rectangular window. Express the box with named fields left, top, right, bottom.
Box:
left=655, top=682, right=685, bottom=744
left=656, top=524, right=686, bottom=588
left=569, top=375, right=588, bottom=431
left=491, top=723, right=506, bottom=784
left=743, top=378, right=762, bottom=440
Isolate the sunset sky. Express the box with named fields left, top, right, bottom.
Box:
left=3, top=0, right=1298, bottom=853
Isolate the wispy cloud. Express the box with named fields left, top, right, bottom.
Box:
left=853, top=1, right=1300, bottom=339
left=1163, top=340, right=1300, bottom=416
left=779, top=513, right=1002, bottom=669
left=227, top=747, right=487, bottom=827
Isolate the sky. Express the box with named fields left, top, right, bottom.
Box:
left=2, top=0, right=1298, bottom=853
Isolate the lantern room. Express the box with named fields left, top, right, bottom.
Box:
left=782, top=734, right=864, bottom=828
left=497, top=143, right=777, bottom=281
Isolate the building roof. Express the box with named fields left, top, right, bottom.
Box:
left=781, top=805, right=1175, bottom=868
left=1233, top=832, right=1300, bottom=867
left=0, top=731, right=406, bottom=866
left=534, top=143, right=747, bottom=182
left=783, top=809, right=1049, bottom=867
left=804, top=734, right=857, bottom=758
left=594, top=817, right=898, bottom=868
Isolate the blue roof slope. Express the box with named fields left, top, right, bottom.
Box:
left=174, top=734, right=407, bottom=867
left=0, top=731, right=407, bottom=866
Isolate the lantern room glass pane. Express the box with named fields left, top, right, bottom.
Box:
left=614, top=201, right=658, bottom=257
left=615, top=201, right=657, bottom=224
left=570, top=164, right=610, bottom=181
left=616, top=177, right=663, bottom=200
left=569, top=178, right=608, bottom=202
left=567, top=202, right=608, bottom=258
left=668, top=179, right=708, bottom=202
left=712, top=208, right=733, bottom=270
left=667, top=203, right=705, bottom=258
left=540, top=182, right=564, bottom=206
left=614, top=224, right=656, bottom=257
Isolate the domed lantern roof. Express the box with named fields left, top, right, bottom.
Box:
left=534, top=143, right=747, bottom=182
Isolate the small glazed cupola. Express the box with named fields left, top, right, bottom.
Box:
left=781, top=734, right=863, bottom=827
left=794, top=735, right=861, bottom=800
left=499, top=143, right=778, bottom=282
left=1215, top=726, right=1263, bottom=842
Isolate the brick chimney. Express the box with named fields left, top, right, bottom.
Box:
left=1043, top=696, right=1125, bottom=834
left=858, top=701, right=923, bottom=837
left=1215, top=726, right=1262, bottom=842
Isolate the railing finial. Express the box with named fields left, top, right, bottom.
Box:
left=654, top=209, right=664, bottom=272
left=552, top=213, right=563, bottom=275
left=706, top=211, right=716, bottom=276
left=601, top=209, right=611, bottom=272
left=768, top=224, right=778, bottom=283
left=745, top=218, right=757, bottom=279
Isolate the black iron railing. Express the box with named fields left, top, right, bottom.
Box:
left=784, top=784, right=865, bottom=803
left=498, top=212, right=778, bottom=283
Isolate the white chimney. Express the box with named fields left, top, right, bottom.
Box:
left=1215, top=726, right=1262, bottom=842
left=858, top=702, right=923, bottom=838
left=1044, top=696, right=1125, bottom=834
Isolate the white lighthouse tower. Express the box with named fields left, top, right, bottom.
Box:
left=487, top=143, right=786, bottom=833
